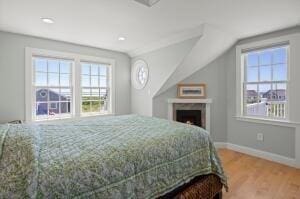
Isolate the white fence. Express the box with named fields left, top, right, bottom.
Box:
left=247, top=99, right=286, bottom=118
left=266, top=101, right=286, bottom=118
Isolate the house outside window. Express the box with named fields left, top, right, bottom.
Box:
left=33, top=57, right=73, bottom=120
left=26, top=48, right=115, bottom=122
left=241, top=44, right=289, bottom=120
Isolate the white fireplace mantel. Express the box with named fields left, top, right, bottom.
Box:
left=167, top=98, right=212, bottom=133
left=167, top=98, right=212, bottom=104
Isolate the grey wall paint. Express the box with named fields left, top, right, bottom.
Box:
left=131, top=37, right=199, bottom=116
left=238, top=26, right=300, bottom=46
left=0, top=27, right=298, bottom=159
left=0, top=31, right=131, bottom=123
left=153, top=53, right=228, bottom=142
left=153, top=27, right=300, bottom=158
left=225, top=46, right=295, bottom=158
left=226, top=27, right=300, bottom=159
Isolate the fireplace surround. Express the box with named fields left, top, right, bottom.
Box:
left=176, top=110, right=202, bottom=127
left=167, top=98, right=212, bottom=132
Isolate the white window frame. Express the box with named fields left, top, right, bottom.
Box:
left=33, top=57, right=74, bottom=121
left=25, top=47, right=116, bottom=122
left=80, top=61, right=111, bottom=116
left=236, top=38, right=290, bottom=123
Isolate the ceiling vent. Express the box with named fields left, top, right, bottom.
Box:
left=134, top=0, right=161, bottom=7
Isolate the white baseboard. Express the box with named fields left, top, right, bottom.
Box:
left=214, top=142, right=228, bottom=149
left=214, top=142, right=298, bottom=168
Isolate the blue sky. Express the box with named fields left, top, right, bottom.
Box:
left=35, top=58, right=71, bottom=87
left=246, top=47, right=287, bottom=93
left=34, top=59, right=108, bottom=97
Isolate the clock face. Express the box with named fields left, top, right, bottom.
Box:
left=131, top=60, right=149, bottom=90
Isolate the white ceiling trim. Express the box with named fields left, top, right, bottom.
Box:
left=128, top=25, right=204, bottom=57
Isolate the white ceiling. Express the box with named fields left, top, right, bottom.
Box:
left=0, top=0, right=299, bottom=56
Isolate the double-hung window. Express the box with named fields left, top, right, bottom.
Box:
left=26, top=48, right=115, bottom=122
left=81, top=62, right=109, bottom=114
left=241, top=44, right=289, bottom=120
left=33, top=57, right=73, bottom=121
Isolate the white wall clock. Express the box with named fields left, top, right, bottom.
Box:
left=131, top=60, right=149, bottom=90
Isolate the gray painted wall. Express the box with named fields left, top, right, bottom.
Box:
left=153, top=52, right=228, bottom=142
left=0, top=27, right=298, bottom=159
left=0, top=31, right=131, bottom=123
left=131, top=37, right=199, bottom=116
left=154, top=27, right=300, bottom=158
left=226, top=28, right=300, bottom=159
left=226, top=46, right=295, bottom=158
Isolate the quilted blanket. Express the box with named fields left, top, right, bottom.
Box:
left=0, top=115, right=227, bottom=198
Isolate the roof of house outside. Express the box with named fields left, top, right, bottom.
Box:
left=247, top=90, right=258, bottom=97
left=263, top=89, right=286, bottom=96
left=36, top=88, right=68, bottom=101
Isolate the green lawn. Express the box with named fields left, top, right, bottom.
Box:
left=82, top=100, right=106, bottom=112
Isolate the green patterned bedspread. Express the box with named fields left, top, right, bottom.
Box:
left=0, top=115, right=227, bottom=198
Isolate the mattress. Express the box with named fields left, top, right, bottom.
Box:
left=0, top=114, right=227, bottom=198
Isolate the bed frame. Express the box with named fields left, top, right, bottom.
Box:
left=160, top=174, right=223, bottom=199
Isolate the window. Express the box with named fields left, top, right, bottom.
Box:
left=33, top=57, right=73, bottom=120
left=81, top=62, right=109, bottom=114
left=138, top=66, right=147, bottom=85
left=131, top=60, right=149, bottom=90
left=26, top=48, right=115, bottom=122
left=242, top=45, right=289, bottom=120
left=50, top=102, right=58, bottom=110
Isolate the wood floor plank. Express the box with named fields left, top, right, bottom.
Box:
left=218, top=149, right=300, bottom=199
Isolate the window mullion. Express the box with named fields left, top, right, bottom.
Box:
left=46, top=87, right=49, bottom=121
left=28, top=48, right=114, bottom=122
left=242, top=46, right=288, bottom=120
left=58, top=62, right=61, bottom=118
left=33, top=58, right=36, bottom=121
left=99, top=87, right=101, bottom=112
left=98, top=66, right=101, bottom=112
left=89, top=65, right=92, bottom=112
left=271, top=50, right=274, bottom=82
left=74, top=58, right=81, bottom=118
left=33, top=58, right=74, bottom=121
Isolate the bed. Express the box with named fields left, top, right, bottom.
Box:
left=0, top=115, right=227, bottom=198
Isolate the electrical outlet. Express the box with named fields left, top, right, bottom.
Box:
left=257, top=133, right=264, bottom=141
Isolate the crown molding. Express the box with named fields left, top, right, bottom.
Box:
left=128, top=25, right=204, bottom=57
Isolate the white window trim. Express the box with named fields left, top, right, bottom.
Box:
left=236, top=36, right=291, bottom=123
left=25, top=47, right=116, bottom=122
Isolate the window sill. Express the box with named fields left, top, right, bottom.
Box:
left=234, top=116, right=299, bottom=128
left=28, top=113, right=114, bottom=124
left=80, top=112, right=114, bottom=118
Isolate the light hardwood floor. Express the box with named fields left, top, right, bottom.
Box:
left=218, top=149, right=300, bottom=199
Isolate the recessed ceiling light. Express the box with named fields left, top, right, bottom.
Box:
left=118, top=37, right=126, bottom=41
left=41, top=18, right=54, bottom=24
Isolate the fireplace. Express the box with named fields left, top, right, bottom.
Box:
left=168, top=98, right=212, bottom=132
left=176, top=110, right=202, bottom=127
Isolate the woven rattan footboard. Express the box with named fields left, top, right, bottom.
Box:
left=159, top=174, right=223, bottom=199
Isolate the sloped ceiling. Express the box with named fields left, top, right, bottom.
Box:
left=131, top=36, right=201, bottom=116
left=156, top=24, right=236, bottom=96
